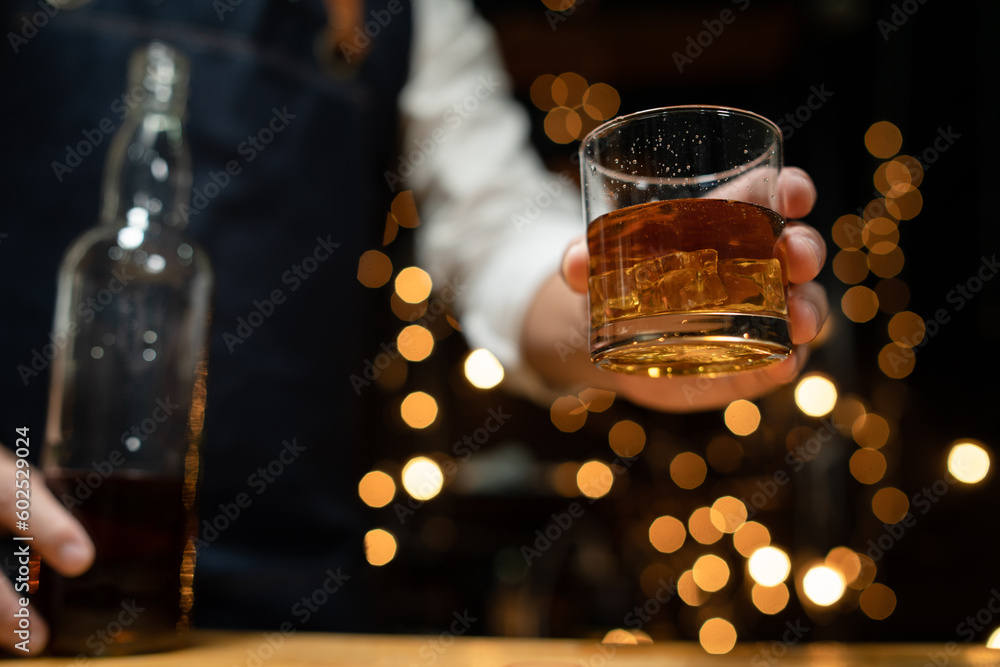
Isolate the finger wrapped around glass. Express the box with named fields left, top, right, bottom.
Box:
left=580, top=105, right=791, bottom=377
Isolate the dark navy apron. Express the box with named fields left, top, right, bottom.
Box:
left=0, top=0, right=412, bottom=631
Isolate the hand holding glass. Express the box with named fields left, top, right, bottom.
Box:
left=580, top=105, right=791, bottom=377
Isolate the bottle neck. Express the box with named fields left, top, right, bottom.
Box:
left=99, top=43, right=192, bottom=243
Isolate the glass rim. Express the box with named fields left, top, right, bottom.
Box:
left=580, top=104, right=783, bottom=148
left=579, top=104, right=782, bottom=189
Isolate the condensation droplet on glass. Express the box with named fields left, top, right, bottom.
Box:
left=143, top=348, right=157, bottom=362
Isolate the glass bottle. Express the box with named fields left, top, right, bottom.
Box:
left=38, top=41, right=211, bottom=656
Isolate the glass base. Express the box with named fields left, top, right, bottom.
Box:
left=591, top=312, right=792, bottom=376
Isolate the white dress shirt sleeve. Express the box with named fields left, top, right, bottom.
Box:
left=398, top=0, right=584, bottom=402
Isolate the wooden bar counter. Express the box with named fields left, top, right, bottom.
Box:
left=17, top=632, right=1000, bottom=666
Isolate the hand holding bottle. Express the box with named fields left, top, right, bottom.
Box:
left=0, top=446, right=93, bottom=656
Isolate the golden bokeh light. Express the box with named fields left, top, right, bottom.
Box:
left=826, top=547, right=863, bottom=586
left=648, top=515, right=686, bottom=554
left=678, top=570, right=708, bottom=606
left=948, top=440, right=991, bottom=484
left=541, top=0, right=576, bottom=12
left=850, top=448, right=887, bottom=485
left=551, top=71, right=588, bottom=107
left=849, top=554, right=878, bottom=590
left=863, top=217, right=900, bottom=252
left=397, top=324, right=434, bottom=362
left=732, top=521, right=771, bottom=557
left=710, top=496, right=747, bottom=534
left=608, top=419, right=646, bottom=458
left=401, top=456, right=444, bottom=501
left=530, top=73, right=558, bottom=111
left=853, top=413, right=891, bottom=449
left=860, top=583, right=897, bottom=620
left=395, top=266, right=433, bottom=303
left=872, top=487, right=910, bottom=524
left=887, top=311, right=925, bottom=348
left=400, top=391, right=438, bottom=429
left=582, top=82, right=621, bottom=121
left=867, top=246, right=905, bottom=278
left=794, top=374, right=838, bottom=417
left=699, top=618, right=737, bottom=655
left=842, top=285, right=880, bottom=323
left=577, top=460, right=614, bottom=499
left=802, top=565, right=846, bottom=606
left=390, top=190, right=420, bottom=228
left=886, top=188, right=923, bottom=220
left=878, top=342, right=916, bottom=379
left=894, top=155, right=924, bottom=187
left=357, top=249, right=393, bottom=288
left=550, top=395, right=588, bottom=433
left=579, top=387, right=616, bottom=412
left=752, top=583, right=790, bottom=615
left=865, top=121, right=903, bottom=159
left=832, top=214, right=864, bottom=250
left=724, top=399, right=761, bottom=436
left=832, top=249, right=869, bottom=284
left=688, top=506, right=723, bottom=545
left=364, top=528, right=397, bottom=566
left=670, top=452, right=707, bottom=489
left=601, top=628, right=649, bottom=645
left=833, top=395, right=867, bottom=437
left=987, top=627, right=1000, bottom=649
left=464, top=348, right=505, bottom=389
left=692, top=554, right=730, bottom=593
left=885, top=158, right=915, bottom=193
left=358, top=470, right=396, bottom=508
left=544, top=106, right=582, bottom=144
left=748, top=546, right=791, bottom=587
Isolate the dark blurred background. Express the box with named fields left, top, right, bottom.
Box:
left=358, top=0, right=1000, bottom=648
